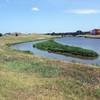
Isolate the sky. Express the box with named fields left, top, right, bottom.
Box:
left=0, top=0, right=100, bottom=33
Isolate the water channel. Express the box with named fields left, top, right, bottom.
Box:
left=11, top=37, right=100, bottom=65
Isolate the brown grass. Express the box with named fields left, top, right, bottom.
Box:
left=0, top=34, right=100, bottom=100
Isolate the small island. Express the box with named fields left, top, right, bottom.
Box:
left=33, top=40, right=99, bottom=59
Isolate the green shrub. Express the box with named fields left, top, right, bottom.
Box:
left=0, top=33, right=3, bottom=37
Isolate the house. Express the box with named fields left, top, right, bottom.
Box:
left=91, top=29, right=100, bottom=35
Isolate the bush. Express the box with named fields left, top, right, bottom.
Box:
left=0, top=33, right=3, bottom=37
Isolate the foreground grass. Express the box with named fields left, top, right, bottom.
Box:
left=33, top=40, right=98, bottom=59
left=0, top=34, right=100, bottom=100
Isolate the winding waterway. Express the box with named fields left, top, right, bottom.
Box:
left=11, top=37, right=100, bottom=65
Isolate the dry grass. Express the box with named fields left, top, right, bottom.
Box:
left=0, top=34, right=100, bottom=100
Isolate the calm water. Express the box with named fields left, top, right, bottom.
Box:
left=11, top=37, right=100, bottom=65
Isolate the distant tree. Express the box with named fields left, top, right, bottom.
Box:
left=51, top=32, right=56, bottom=35
left=46, top=33, right=50, bottom=35
left=76, top=30, right=83, bottom=35
left=5, top=32, right=11, bottom=35
left=0, top=33, right=3, bottom=37
left=15, top=33, right=19, bottom=36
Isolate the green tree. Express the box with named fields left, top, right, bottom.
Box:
left=0, top=33, right=3, bottom=37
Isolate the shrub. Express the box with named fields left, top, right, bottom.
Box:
left=0, top=33, right=3, bottom=37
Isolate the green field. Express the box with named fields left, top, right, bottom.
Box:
left=0, top=34, right=100, bottom=100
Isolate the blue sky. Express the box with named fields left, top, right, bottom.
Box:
left=0, top=0, right=100, bottom=33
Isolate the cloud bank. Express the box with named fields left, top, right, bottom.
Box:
left=66, top=9, right=100, bottom=14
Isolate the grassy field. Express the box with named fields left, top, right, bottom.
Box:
left=0, top=34, right=100, bottom=100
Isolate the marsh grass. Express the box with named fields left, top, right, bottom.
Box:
left=33, top=40, right=98, bottom=59
left=5, top=61, right=61, bottom=78
left=0, top=34, right=100, bottom=100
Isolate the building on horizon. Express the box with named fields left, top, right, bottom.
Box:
left=91, top=29, right=100, bottom=35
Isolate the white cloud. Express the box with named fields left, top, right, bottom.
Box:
left=32, top=7, right=40, bottom=12
left=66, top=9, right=100, bottom=14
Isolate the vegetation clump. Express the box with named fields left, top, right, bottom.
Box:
left=0, top=33, right=3, bottom=37
left=33, top=40, right=99, bottom=59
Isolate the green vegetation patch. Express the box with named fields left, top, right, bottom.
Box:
left=5, top=61, right=61, bottom=78
left=94, top=89, right=100, bottom=99
left=33, top=40, right=99, bottom=59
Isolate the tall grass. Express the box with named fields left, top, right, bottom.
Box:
left=0, top=35, right=100, bottom=100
